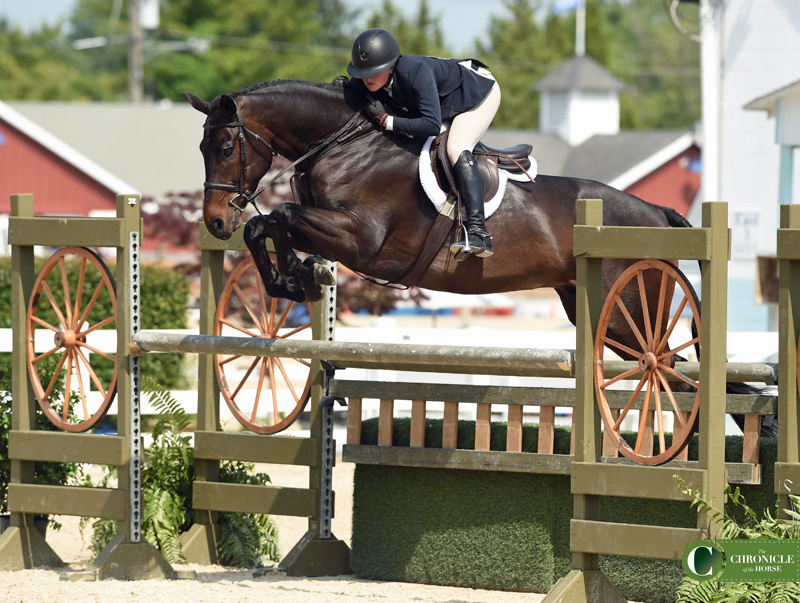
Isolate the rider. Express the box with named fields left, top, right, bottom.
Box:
left=346, top=28, right=502, bottom=260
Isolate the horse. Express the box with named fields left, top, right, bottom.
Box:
left=184, top=78, right=777, bottom=449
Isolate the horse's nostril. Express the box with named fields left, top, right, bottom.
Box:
left=211, top=217, right=226, bottom=235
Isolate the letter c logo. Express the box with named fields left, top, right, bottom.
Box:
left=683, top=541, right=723, bottom=581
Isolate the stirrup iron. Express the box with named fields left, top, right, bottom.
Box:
left=450, top=224, right=473, bottom=262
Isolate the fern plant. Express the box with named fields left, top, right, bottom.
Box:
left=674, top=475, right=800, bottom=602
left=218, top=461, right=281, bottom=567
left=82, top=380, right=280, bottom=567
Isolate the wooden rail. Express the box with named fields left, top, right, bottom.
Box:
left=336, top=378, right=772, bottom=484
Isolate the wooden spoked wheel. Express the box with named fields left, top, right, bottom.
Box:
left=214, top=256, right=314, bottom=434
left=26, top=247, right=118, bottom=432
left=594, top=260, right=701, bottom=465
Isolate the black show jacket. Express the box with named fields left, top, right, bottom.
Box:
left=350, top=54, right=495, bottom=138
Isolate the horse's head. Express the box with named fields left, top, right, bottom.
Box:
left=184, top=92, right=275, bottom=239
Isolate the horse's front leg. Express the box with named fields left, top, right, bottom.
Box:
left=243, top=215, right=307, bottom=303
left=266, top=204, right=342, bottom=302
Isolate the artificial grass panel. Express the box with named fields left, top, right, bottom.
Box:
left=351, top=463, right=561, bottom=591
left=351, top=417, right=779, bottom=602
left=598, top=435, right=778, bottom=603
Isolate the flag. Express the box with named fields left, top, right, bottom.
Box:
left=552, top=0, right=581, bottom=15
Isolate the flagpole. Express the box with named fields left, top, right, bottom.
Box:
left=575, top=0, right=586, bottom=56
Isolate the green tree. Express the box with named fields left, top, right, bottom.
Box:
left=602, top=0, right=700, bottom=129
left=0, top=0, right=702, bottom=130
left=477, top=0, right=571, bottom=129
left=476, top=0, right=699, bottom=130
left=148, top=0, right=356, bottom=100
left=366, top=0, right=449, bottom=57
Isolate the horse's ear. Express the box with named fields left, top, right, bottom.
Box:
left=219, top=95, right=238, bottom=118
left=184, top=92, right=210, bottom=115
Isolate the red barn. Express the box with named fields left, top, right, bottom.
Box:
left=0, top=101, right=131, bottom=216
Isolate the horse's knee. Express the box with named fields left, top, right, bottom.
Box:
left=268, top=204, right=294, bottom=227
left=244, top=215, right=270, bottom=243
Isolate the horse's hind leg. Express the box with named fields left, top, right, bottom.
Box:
left=244, top=216, right=307, bottom=303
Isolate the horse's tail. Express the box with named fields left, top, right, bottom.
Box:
left=660, top=206, right=693, bottom=229
left=663, top=211, right=779, bottom=438
left=661, top=212, right=778, bottom=438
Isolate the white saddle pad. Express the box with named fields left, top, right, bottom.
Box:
left=418, top=136, right=537, bottom=219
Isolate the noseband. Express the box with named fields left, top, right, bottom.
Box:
left=203, top=97, right=369, bottom=214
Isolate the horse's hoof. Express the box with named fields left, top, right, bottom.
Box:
left=313, top=263, right=336, bottom=286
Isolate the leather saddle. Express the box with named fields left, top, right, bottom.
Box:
left=430, top=132, right=534, bottom=202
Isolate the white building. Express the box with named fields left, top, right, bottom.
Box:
left=696, top=0, right=800, bottom=330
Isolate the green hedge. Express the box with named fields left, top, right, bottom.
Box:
left=0, top=255, right=189, bottom=390
left=351, top=417, right=778, bottom=602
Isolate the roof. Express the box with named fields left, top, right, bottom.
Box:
left=743, top=78, right=800, bottom=117
left=483, top=128, right=695, bottom=188
left=0, top=101, right=138, bottom=194
left=533, top=54, right=625, bottom=93
left=7, top=100, right=206, bottom=199
left=5, top=101, right=693, bottom=206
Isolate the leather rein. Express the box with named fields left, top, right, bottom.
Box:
left=202, top=100, right=368, bottom=216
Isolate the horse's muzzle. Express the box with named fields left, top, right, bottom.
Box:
left=206, top=210, right=241, bottom=240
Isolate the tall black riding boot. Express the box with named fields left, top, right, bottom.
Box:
left=449, top=150, right=493, bottom=261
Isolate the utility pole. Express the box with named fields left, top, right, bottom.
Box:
left=128, top=0, right=144, bottom=103
left=575, top=0, right=586, bottom=57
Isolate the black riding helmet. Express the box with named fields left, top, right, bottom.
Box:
left=347, top=28, right=401, bottom=79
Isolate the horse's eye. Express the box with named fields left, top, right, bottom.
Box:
left=222, top=146, right=234, bottom=158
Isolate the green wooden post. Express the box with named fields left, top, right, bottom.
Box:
left=776, top=204, right=800, bottom=514
left=0, top=194, right=63, bottom=570
left=573, top=198, right=604, bottom=564
left=697, top=202, right=729, bottom=537
left=180, top=244, right=223, bottom=563
left=543, top=199, right=625, bottom=603
left=87, top=194, right=174, bottom=580
left=9, top=194, right=36, bottom=519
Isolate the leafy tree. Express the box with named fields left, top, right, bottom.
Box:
left=602, top=0, right=700, bottom=129
left=476, top=0, right=566, bottom=129
left=366, top=0, right=449, bottom=57
left=1, top=0, right=701, bottom=129
left=476, top=0, right=699, bottom=130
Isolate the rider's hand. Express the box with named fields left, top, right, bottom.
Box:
left=365, top=100, right=390, bottom=128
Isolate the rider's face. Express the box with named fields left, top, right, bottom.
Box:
left=363, top=68, right=392, bottom=92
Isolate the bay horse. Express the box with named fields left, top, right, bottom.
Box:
left=184, top=79, right=776, bottom=446
left=184, top=79, right=690, bottom=328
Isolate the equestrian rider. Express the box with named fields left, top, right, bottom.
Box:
left=347, top=28, right=502, bottom=260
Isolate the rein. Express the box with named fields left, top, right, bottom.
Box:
left=203, top=99, right=368, bottom=215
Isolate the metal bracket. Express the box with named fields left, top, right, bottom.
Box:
left=128, top=231, right=142, bottom=543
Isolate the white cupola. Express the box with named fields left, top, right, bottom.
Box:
left=533, top=54, right=625, bottom=146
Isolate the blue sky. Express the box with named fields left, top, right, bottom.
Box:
left=0, top=0, right=512, bottom=55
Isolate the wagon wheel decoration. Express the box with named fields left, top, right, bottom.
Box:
left=594, top=260, right=701, bottom=465
left=26, top=247, right=118, bottom=432
left=214, top=256, right=314, bottom=434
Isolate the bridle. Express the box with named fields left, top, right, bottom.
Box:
left=202, top=102, right=276, bottom=215
left=202, top=98, right=368, bottom=215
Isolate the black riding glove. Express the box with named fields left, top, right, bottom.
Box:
left=365, top=100, right=390, bottom=129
